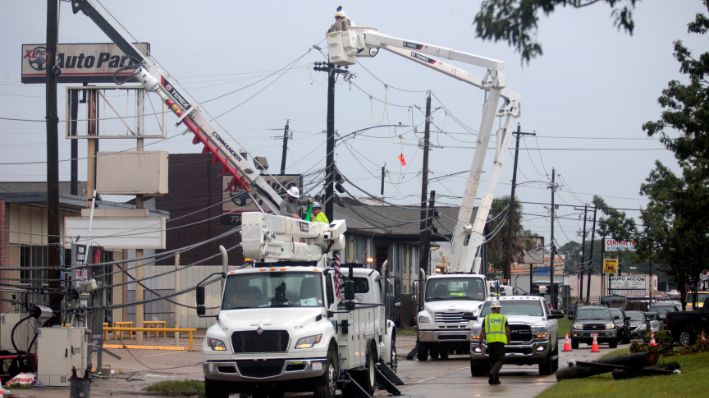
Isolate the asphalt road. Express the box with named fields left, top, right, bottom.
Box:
left=2, top=334, right=616, bottom=398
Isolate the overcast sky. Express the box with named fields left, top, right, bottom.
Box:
left=1, top=0, right=706, bottom=248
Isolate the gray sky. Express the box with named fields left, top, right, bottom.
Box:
left=1, top=0, right=706, bottom=248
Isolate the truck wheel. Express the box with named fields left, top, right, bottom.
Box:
left=205, top=379, right=230, bottom=398
left=679, top=330, right=695, bottom=347
left=551, top=347, right=559, bottom=372
left=314, top=347, right=339, bottom=398
left=609, top=339, right=618, bottom=348
left=538, top=351, right=554, bottom=376
left=416, top=341, right=429, bottom=361
left=470, top=360, right=489, bottom=377
left=430, top=346, right=440, bottom=360
left=571, top=340, right=579, bottom=350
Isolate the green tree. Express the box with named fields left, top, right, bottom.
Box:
left=592, top=195, right=637, bottom=240
left=640, top=3, right=709, bottom=309
left=485, top=196, right=535, bottom=275
left=557, top=240, right=582, bottom=273
left=474, top=0, right=639, bottom=62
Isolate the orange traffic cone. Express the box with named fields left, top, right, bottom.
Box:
left=591, top=333, right=600, bottom=353
left=563, top=333, right=572, bottom=352
left=649, top=332, right=657, bottom=347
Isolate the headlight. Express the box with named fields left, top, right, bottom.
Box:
left=207, top=337, right=227, bottom=351
left=605, top=323, right=615, bottom=330
left=573, top=322, right=582, bottom=330
left=418, top=315, right=432, bottom=324
left=295, top=334, right=322, bottom=349
left=532, top=327, right=548, bottom=340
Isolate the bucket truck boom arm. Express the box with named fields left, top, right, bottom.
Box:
left=71, top=0, right=284, bottom=214
left=327, top=26, right=521, bottom=273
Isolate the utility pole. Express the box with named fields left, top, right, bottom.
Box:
left=586, top=206, right=597, bottom=303
left=549, top=168, right=557, bottom=309
left=504, top=124, right=535, bottom=281
left=579, top=204, right=588, bottom=301
left=418, top=190, right=436, bottom=308
left=313, top=61, right=348, bottom=221
left=46, top=0, right=61, bottom=325
left=279, top=119, right=290, bottom=174
left=380, top=164, right=386, bottom=196
left=418, top=93, right=432, bottom=277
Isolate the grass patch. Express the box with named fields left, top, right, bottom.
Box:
left=557, top=316, right=570, bottom=338
left=537, top=351, right=709, bottom=398
left=144, top=379, right=205, bottom=397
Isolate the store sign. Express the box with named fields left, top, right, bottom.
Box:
left=604, top=238, right=637, bottom=252
left=610, top=275, right=647, bottom=290
left=603, top=258, right=618, bottom=274
left=21, top=42, right=150, bottom=83
left=609, top=289, right=646, bottom=297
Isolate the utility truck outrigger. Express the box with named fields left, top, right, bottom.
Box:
left=327, top=22, right=520, bottom=360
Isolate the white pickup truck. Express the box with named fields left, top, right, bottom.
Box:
left=467, top=295, right=563, bottom=376
left=415, top=274, right=488, bottom=360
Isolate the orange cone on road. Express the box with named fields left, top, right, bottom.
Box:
left=649, top=332, right=657, bottom=347
left=563, top=333, right=572, bottom=352
left=591, top=333, right=600, bottom=353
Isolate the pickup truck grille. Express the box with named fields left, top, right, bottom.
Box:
left=236, top=359, right=285, bottom=378
left=231, top=330, right=289, bottom=353
left=509, top=325, right=532, bottom=342
left=434, top=312, right=465, bottom=323
left=583, top=323, right=607, bottom=331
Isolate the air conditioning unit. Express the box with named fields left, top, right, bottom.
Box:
left=37, top=327, right=88, bottom=386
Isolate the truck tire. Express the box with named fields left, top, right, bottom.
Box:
left=538, top=351, right=554, bottom=376
left=439, top=349, right=449, bottom=360
left=609, top=339, right=618, bottom=348
left=430, top=346, right=440, bottom=360
left=416, top=341, right=429, bottom=361
left=205, top=379, right=230, bottom=398
left=314, top=347, right=339, bottom=398
left=551, top=347, right=559, bottom=373
left=389, top=333, right=398, bottom=372
left=470, top=359, right=489, bottom=377
left=571, top=340, right=579, bottom=350
left=345, top=345, right=376, bottom=397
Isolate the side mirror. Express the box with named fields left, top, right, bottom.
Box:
left=614, top=315, right=621, bottom=320
left=411, top=281, right=419, bottom=306
left=196, top=285, right=206, bottom=316
left=344, top=279, right=355, bottom=311
left=462, top=312, right=477, bottom=321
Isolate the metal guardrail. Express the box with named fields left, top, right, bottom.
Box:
left=102, top=326, right=198, bottom=351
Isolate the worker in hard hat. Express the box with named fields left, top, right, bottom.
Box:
left=327, top=5, right=351, bottom=33
left=279, top=186, right=311, bottom=218
left=480, top=299, right=511, bottom=385
left=311, top=201, right=330, bottom=224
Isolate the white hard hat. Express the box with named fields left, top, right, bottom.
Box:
left=490, top=300, right=502, bottom=309
left=312, top=201, right=322, bottom=209
left=287, top=186, right=300, bottom=198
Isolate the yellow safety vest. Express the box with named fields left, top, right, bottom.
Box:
left=313, top=212, right=330, bottom=224
left=484, top=313, right=508, bottom=344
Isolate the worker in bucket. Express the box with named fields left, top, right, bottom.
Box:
left=311, top=202, right=330, bottom=224
left=481, top=300, right=511, bottom=385
left=279, top=186, right=311, bottom=218
left=327, top=5, right=351, bottom=33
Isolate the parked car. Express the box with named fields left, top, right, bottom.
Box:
left=609, top=307, right=631, bottom=344
left=571, top=306, right=618, bottom=349
left=649, top=302, right=680, bottom=322
left=625, top=310, right=659, bottom=338
left=664, top=297, right=709, bottom=346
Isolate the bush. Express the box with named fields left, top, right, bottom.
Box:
left=679, top=332, right=709, bottom=354
left=629, top=331, right=674, bottom=356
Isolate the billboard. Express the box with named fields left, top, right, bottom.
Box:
left=21, top=42, right=150, bottom=83
left=610, top=275, right=647, bottom=290
left=603, top=258, right=618, bottom=274
left=221, top=174, right=302, bottom=225
left=604, top=238, right=637, bottom=252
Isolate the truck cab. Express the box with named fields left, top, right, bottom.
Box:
left=415, top=274, right=488, bottom=360
left=201, top=263, right=396, bottom=398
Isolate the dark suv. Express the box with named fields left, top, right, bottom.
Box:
left=571, top=306, right=618, bottom=349
left=609, top=307, right=631, bottom=344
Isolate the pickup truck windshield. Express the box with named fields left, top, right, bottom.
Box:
left=222, top=272, right=324, bottom=309
left=625, top=311, right=645, bottom=321
left=479, top=300, right=544, bottom=317
left=575, top=308, right=611, bottom=320
left=425, top=278, right=486, bottom=301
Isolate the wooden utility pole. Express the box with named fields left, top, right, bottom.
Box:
left=549, top=168, right=557, bottom=309
left=418, top=92, right=432, bottom=277
left=579, top=204, right=588, bottom=300
left=280, top=119, right=289, bottom=174
left=586, top=207, right=597, bottom=303
left=46, top=0, right=61, bottom=324
left=503, top=124, right=535, bottom=281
